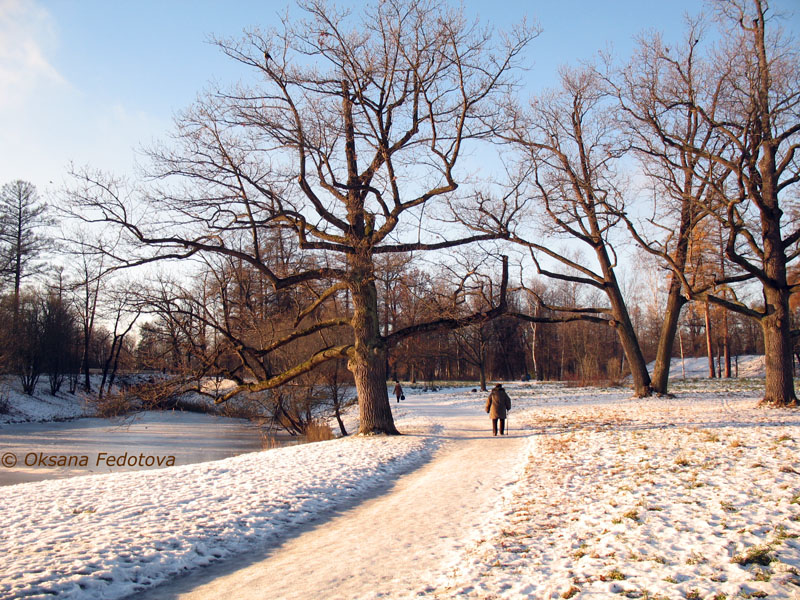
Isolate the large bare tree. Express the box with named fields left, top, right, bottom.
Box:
left=609, top=21, right=734, bottom=394
left=66, top=0, right=535, bottom=433
left=624, top=0, right=799, bottom=405
left=495, top=68, right=654, bottom=397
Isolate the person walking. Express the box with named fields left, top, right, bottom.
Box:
left=393, top=381, right=404, bottom=403
left=485, top=383, right=511, bottom=436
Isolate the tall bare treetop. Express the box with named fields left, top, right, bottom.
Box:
left=67, top=0, right=536, bottom=434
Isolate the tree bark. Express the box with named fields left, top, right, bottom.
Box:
left=348, top=254, right=399, bottom=435
left=760, top=244, right=797, bottom=405
left=609, top=297, right=652, bottom=397
left=757, top=129, right=797, bottom=404
left=761, top=293, right=796, bottom=405
left=334, top=404, right=348, bottom=437
left=722, top=299, right=731, bottom=378
left=705, top=299, right=716, bottom=379
left=530, top=322, right=540, bottom=381
left=651, top=275, right=687, bottom=394
left=650, top=180, right=696, bottom=394
left=597, top=246, right=652, bottom=397
left=720, top=2, right=797, bottom=405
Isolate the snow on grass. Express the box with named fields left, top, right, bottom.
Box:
left=0, top=413, right=438, bottom=600
left=0, top=378, right=88, bottom=424
left=432, top=381, right=800, bottom=599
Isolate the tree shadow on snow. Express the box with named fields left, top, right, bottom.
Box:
left=125, top=442, right=441, bottom=600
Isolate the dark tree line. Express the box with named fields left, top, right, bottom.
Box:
left=0, top=180, right=141, bottom=397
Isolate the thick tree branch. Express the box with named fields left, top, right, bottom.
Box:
left=216, top=344, right=354, bottom=403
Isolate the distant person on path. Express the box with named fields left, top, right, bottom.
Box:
left=393, top=382, right=404, bottom=403
left=485, top=383, right=511, bottom=436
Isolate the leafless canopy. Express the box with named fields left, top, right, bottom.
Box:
left=65, top=0, right=537, bottom=432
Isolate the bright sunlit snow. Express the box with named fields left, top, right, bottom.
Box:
left=1, top=374, right=799, bottom=599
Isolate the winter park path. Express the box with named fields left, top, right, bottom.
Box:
left=140, top=391, right=526, bottom=600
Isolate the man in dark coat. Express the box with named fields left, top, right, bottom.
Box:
left=393, top=381, right=403, bottom=403
left=485, top=383, right=511, bottom=436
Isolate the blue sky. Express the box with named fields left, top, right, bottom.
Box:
left=1, top=0, right=798, bottom=195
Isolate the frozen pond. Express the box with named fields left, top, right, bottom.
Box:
left=0, top=411, right=283, bottom=486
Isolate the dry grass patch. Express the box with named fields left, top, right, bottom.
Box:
left=731, top=544, right=773, bottom=566
left=543, top=435, right=574, bottom=453
left=674, top=454, right=691, bottom=467
left=305, top=419, right=334, bottom=442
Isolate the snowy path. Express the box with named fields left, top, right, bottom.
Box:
left=6, top=378, right=798, bottom=599
left=139, top=391, right=526, bottom=600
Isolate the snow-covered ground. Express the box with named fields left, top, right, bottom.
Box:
left=434, top=381, right=800, bottom=599
left=0, top=409, right=436, bottom=600
left=2, top=377, right=799, bottom=599
left=0, top=380, right=88, bottom=424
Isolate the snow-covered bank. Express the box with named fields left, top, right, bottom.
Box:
left=0, top=414, right=437, bottom=600
left=0, top=381, right=87, bottom=424
left=434, top=383, right=800, bottom=599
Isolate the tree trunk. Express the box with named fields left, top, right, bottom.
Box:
left=334, top=408, right=348, bottom=437
left=598, top=248, right=652, bottom=397
left=748, top=16, right=795, bottom=406
left=339, top=77, right=399, bottom=435
left=82, top=332, right=92, bottom=392
left=760, top=286, right=797, bottom=406
left=348, top=256, right=399, bottom=435
left=611, top=313, right=651, bottom=397
left=651, top=187, right=696, bottom=394
left=679, top=327, right=686, bottom=379
left=723, top=307, right=731, bottom=378
left=12, top=209, right=22, bottom=318
left=651, top=274, right=687, bottom=394
left=754, top=141, right=797, bottom=405
left=107, top=336, right=126, bottom=399
left=82, top=278, right=97, bottom=393
left=383, top=280, right=391, bottom=382
left=530, top=322, right=540, bottom=380
left=705, top=300, right=716, bottom=378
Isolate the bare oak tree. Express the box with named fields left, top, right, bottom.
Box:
left=66, top=0, right=535, bottom=433
left=624, top=0, right=799, bottom=404
left=498, top=68, right=654, bottom=397
left=609, top=21, right=733, bottom=394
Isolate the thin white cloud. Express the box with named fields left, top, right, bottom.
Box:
left=0, top=0, right=66, bottom=109
left=0, top=1, right=171, bottom=188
